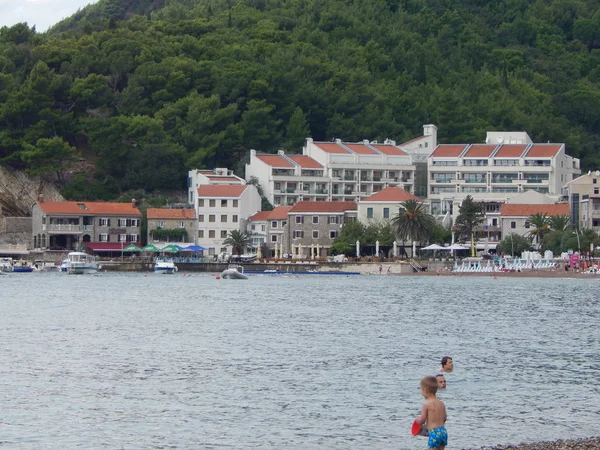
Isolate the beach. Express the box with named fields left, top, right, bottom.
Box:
left=468, top=437, right=600, bottom=449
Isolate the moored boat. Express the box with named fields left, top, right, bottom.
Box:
left=154, top=258, right=178, bottom=274
left=66, top=252, right=99, bottom=274
left=0, top=257, right=14, bottom=272
left=220, top=265, right=248, bottom=280
left=12, top=260, right=35, bottom=273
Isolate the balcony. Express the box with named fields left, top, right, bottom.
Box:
left=464, top=178, right=487, bottom=183
left=525, top=178, right=549, bottom=184
left=432, top=178, right=454, bottom=183
left=46, top=224, right=83, bottom=232
left=280, top=188, right=296, bottom=193
left=343, top=175, right=357, bottom=181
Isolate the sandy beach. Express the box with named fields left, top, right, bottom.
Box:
left=408, top=270, right=597, bottom=279
left=466, top=436, right=600, bottom=449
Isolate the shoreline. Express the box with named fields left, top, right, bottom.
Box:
left=465, top=436, right=600, bottom=449
left=399, top=270, right=596, bottom=278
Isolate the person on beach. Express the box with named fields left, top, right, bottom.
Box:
left=415, top=376, right=448, bottom=449
left=436, top=374, right=447, bottom=389
left=439, top=356, right=453, bottom=373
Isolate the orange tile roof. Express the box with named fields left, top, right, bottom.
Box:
left=147, top=208, right=195, bottom=219
left=38, top=201, right=141, bottom=216
left=256, top=154, right=294, bottom=168
left=287, top=155, right=323, bottom=169
left=494, top=144, right=528, bottom=158
left=500, top=203, right=569, bottom=217
left=313, top=143, right=351, bottom=154
left=525, top=144, right=562, bottom=158
left=431, top=144, right=468, bottom=157
left=197, top=185, right=248, bottom=198
left=289, top=201, right=357, bottom=213
left=248, top=211, right=271, bottom=221
left=361, top=187, right=422, bottom=202
left=344, top=144, right=378, bottom=155
left=371, top=144, right=409, bottom=156
left=464, top=144, right=496, bottom=158
left=268, top=206, right=292, bottom=220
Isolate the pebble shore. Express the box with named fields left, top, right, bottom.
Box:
left=466, top=437, right=600, bottom=450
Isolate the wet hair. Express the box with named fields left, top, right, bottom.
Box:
left=441, top=356, right=452, bottom=367
left=436, top=373, right=445, bottom=379
left=420, top=376, right=438, bottom=394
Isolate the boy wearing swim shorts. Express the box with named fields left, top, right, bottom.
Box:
left=416, top=376, right=448, bottom=449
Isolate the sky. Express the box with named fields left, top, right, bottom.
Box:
left=0, top=0, right=98, bottom=32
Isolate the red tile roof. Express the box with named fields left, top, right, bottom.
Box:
left=525, top=144, right=563, bottom=158
left=289, top=201, right=357, bottom=213
left=464, top=144, right=496, bottom=158
left=431, top=144, right=468, bottom=157
left=287, top=155, right=323, bottom=169
left=267, top=206, right=292, bottom=220
left=147, top=208, right=195, bottom=220
left=197, top=185, right=248, bottom=198
left=38, top=201, right=141, bottom=216
left=494, top=144, right=528, bottom=158
left=344, top=144, right=378, bottom=155
left=361, top=187, right=422, bottom=202
left=256, top=154, right=294, bottom=168
left=371, top=144, right=409, bottom=156
left=313, top=143, right=351, bottom=154
left=248, top=211, right=271, bottom=221
left=500, top=204, right=569, bottom=217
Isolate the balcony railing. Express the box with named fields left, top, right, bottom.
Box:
left=464, top=178, right=487, bottom=183
left=432, top=178, right=453, bottom=183
left=343, top=175, right=356, bottom=181
left=280, top=188, right=296, bottom=193
left=525, top=178, right=548, bottom=183
left=47, top=224, right=82, bottom=232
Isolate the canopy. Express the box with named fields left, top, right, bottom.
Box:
left=160, top=244, right=180, bottom=253
left=180, top=245, right=206, bottom=252
left=141, top=244, right=160, bottom=252
left=446, top=244, right=469, bottom=250
left=123, top=244, right=141, bottom=252
left=421, top=244, right=446, bottom=251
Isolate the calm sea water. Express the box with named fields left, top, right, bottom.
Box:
left=0, top=272, right=598, bottom=449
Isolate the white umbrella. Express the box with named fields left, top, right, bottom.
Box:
left=375, top=240, right=380, bottom=257
left=316, top=243, right=321, bottom=259
left=412, top=241, right=416, bottom=257
left=393, top=241, right=397, bottom=258
left=356, top=240, right=360, bottom=258
left=421, top=244, right=446, bottom=251
left=446, top=244, right=469, bottom=250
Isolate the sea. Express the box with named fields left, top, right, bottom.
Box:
left=0, top=272, right=599, bottom=449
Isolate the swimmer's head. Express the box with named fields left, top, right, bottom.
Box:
left=420, top=376, right=438, bottom=395
left=436, top=374, right=446, bottom=389
left=441, top=356, right=453, bottom=372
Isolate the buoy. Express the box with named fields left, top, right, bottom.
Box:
left=216, top=274, right=220, bottom=279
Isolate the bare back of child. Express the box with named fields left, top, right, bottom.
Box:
left=417, top=376, right=448, bottom=449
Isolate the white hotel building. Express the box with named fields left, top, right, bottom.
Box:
left=427, top=131, right=581, bottom=224
left=245, top=125, right=438, bottom=206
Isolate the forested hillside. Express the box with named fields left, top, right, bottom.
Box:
left=1, top=0, right=600, bottom=200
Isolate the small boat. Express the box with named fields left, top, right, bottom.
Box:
left=60, top=259, right=70, bottom=272
left=34, top=260, right=60, bottom=272
left=66, top=252, right=99, bottom=274
left=12, top=260, right=35, bottom=273
left=220, top=265, right=248, bottom=280
left=154, top=258, right=178, bottom=274
left=0, top=257, right=14, bottom=272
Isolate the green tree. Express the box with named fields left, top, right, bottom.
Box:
left=284, top=107, right=310, bottom=151
left=454, top=196, right=484, bottom=256
left=391, top=199, right=435, bottom=245
left=223, top=229, right=251, bottom=255
left=497, top=233, right=532, bottom=257
left=527, top=213, right=550, bottom=248
left=247, top=176, right=273, bottom=211
left=548, top=215, right=571, bottom=232
left=21, top=136, right=77, bottom=183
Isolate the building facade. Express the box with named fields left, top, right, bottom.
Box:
left=187, top=168, right=245, bottom=206
left=563, top=172, right=600, bottom=231
left=32, top=201, right=142, bottom=251
left=499, top=203, right=570, bottom=248
left=357, top=186, right=424, bottom=224
left=146, top=208, right=196, bottom=244
left=247, top=210, right=270, bottom=251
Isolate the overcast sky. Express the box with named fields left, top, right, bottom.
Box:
left=0, top=0, right=98, bottom=32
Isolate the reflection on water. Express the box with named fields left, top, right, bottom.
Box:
left=0, top=273, right=598, bottom=449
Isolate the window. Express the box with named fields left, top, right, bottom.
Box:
left=295, top=216, right=304, bottom=224
left=330, top=231, right=337, bottom=239
left=261, top=225, right=266, bottom=232
left=524, top=221, right=531, bottom=229
left=99, top=218, right=110, bottom=226
left=179, top=221, right=185, bottom=228
left=208, top=247, right=215, bottom=256
left=198, top=199, right=204, bottom=207
left=221, top=215, right=227, bottom=223
left=251, top=224, right=255, bottom=230
left=221, top=230, right=227, bottom=238
left=271, top=235, right=278, bottom=242
left=118, top=234, right=127, bottom=242
left=271, top=221, right=277, bottom=228
left=328, top=216, right=338, bottom=224
left=275, top=182, right=281, bottom=190
left=221, top=199, right=228, bottom=207
left=128, top=234, right=138, bottom=242
left=511, top=221, right=516, bottom=229
left=199, top=215, right=204, bottom=222
left=492, top=218, right=498, bottom=226
left=209, top=230, right=215, bottom=238
left=209, top=199, right=216, bottom=207
left=594, top=179, right=597, bottom=184
left=367, top=208, right=374, bottom=219
left=383, top=208, right=389, bottom=219
left=312, top=216, right=319, bottom=224
left=312, top=230, right=319, bottom=239
left=198, top=230, right=204, bottom=238
left=158, top=220, right=165, bottom=228
left=220, top=247, right=228, bottom=253
left=232, top=215, right=238, bottom=223
left=233, top=200, right=238, bottom=207
left=118, top=219, right=127, bottom=227
left=127, top=219, right=139, bottom=227
left=294, top=230, right=304, bottom=239
left=282, top=221, right=287, bottom=227
left=99, top=233, right=108, bottom=242
left=209, top=215, right=215, bottom=223
left=595, top=188, right=599, bottom=195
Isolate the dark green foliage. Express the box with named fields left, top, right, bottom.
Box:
left=497, top=233, right=533, bottom=256
left=454, top=196, right=485, bottom=251
left=150, top=227, right=188, bottom=242
left=0, top=0, right=599, bottom=201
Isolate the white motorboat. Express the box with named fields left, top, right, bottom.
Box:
left=220, top=265, right=248, bottom=280
left=66, top=252, right=99, bottom=274
left=154, top=258, right=178, bottom=274
left=0, top=257, right=14, bottom=272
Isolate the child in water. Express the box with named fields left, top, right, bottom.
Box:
left=415, top=376, right=448, bottom=449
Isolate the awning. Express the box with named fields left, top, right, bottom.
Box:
left=83, top=242, right=141, bottom=252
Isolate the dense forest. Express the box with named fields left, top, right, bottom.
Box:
left=1, top=0, right=600, bottom=200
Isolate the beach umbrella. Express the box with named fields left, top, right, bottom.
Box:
left=447, top=244, right=469, bottom=250
left=160, top=244, right=180, bottom=253
left=421, top=244, right=446, bottom=251
left=123, top=244, right=141, bottom=252
left=182, top=245, right=206, bottom=252
left=356, top=240, right=360, bottom=258
left=393, top=241, right=397, bottom=258
left=141, top=244, right=160, bottom=252
left=375, top=240, right=380, bottom=257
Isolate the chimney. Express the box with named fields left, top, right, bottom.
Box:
left=132, top=198, right=137, bottom=208
left=278, top=149, right=285, bottom=155
left=335, top=138, right=342, bottom=144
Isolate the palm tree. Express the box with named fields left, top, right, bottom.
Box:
left=391, top=199, right=435, bottom=245
left=454, top=195, right=484, bottom=256
left=527, top=213, right=550, bottom=248
left=548, top=215, right=570, bottom=232
left=223, top=230, right=251, bottom=255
